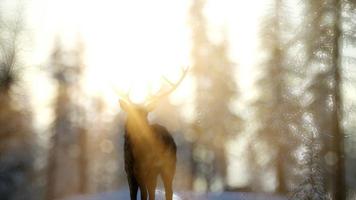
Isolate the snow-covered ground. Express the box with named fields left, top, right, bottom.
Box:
left=64, top=189, right=287, bottom=200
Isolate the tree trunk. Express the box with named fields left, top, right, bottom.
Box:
left=332, top=0, right=346, bottom=199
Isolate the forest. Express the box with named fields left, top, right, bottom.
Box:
left=0, top=0, right=356, bottom=199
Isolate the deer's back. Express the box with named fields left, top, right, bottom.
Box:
left=150, top=124, right=177, bottom=154
left=124, top=124, right=176, bottom=177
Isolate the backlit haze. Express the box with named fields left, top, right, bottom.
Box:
left=24, top=0, right=266, bottom=188
left=26, top=0, right=265, bottom=105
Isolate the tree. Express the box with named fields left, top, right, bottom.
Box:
left=250, top=0, right=305, bottom=193
left=290, top=130, right=331, bottom=200
left=342, top=0, right=356, bottom=197
left=189, top=0, right=240, bottom=191
left=280, top=0, right=347, bottom=198
left=0, top=1, right=35, bottom=199
left=250, top=0, right=347, bottom=196
left=46, top=38, right=88, bottom=200
left=300, top=0, right=345, bottom=198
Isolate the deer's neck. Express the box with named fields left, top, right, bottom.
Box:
left=125, top=118, right=153, bottom=143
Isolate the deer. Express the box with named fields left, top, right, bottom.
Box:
left=118, top=67, right=189, bottom=200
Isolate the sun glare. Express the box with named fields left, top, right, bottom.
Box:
left=28, top=0, right=190, bottom=105
left=29, top=0, right=264, bottom=108
left=23, top=0, right=277, bottom=193
left=67, top=0, right=191, bottom=104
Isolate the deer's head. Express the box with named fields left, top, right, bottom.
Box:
left=117, top=67, right=189, bottom=127
left=119, top=99, right=149, bottom=124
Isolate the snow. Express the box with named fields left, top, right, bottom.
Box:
left=63, top=189, right=287, bottom=200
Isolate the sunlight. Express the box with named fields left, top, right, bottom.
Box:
left=10, top=0, right=352, bottom=198
left=77, top=0, right=191, bottom=104
left=28, top=0, right=190, bottom=105
left=28, top=0, right=265, bottom=108
left=26, top=0, right=266, bottom=126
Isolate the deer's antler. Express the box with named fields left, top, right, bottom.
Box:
left=111, top=84, right=133, bottom=104
left=145, top=66, right=189, bottom=111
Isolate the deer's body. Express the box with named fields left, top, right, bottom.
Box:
left=118, top=66, right=188, bottom=200
left=122, top=105, right=176, bottom=200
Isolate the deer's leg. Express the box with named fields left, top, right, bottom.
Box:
left=127, top=175, right=138, bottom=200
left=162, top=167, right=175, bottom=200
left=137, top=180, right=147, bottom=200
left=147, top=173, right=158, bottom=200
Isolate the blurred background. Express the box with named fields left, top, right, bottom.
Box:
left=0, top=0, right=355, bottom=199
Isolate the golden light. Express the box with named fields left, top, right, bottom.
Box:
left=26, top=0, right=190, bottom=107
left=56, top=0, right=191, bottom=104
left=25, top=0, right=270, bottom=191
left=28, top=0, right=266, bottom=108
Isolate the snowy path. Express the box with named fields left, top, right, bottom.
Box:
left=64, top=189, right=287, bottom=200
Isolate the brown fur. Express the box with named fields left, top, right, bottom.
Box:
left=121, top=101, right=176, bottom=200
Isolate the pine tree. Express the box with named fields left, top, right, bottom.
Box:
left=251, top=0, right=303, bottom=193
left=189, top=0, right=240, bottom=191
left=290, top=129, right=331, bottom=200
left=342, top=0, right=356, bottom=197
left=300, top=0, right=345, bottom=198
left=46, top=39, right=88, bottom=200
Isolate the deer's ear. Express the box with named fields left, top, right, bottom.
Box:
left=119, top=100, right=129, bottom=111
